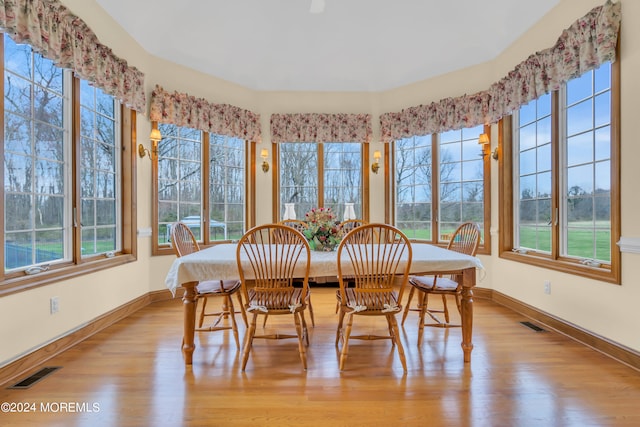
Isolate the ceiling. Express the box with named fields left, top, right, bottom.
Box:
left=94, top=0, right=560, bottom=92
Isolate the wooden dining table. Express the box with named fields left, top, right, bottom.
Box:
left=165, top=242, right=484, bottom=365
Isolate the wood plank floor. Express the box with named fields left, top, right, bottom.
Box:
left=1, top=287, right=639, bottom=426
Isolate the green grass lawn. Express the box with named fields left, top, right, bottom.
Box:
left=518, top=223, right=611, bottom=262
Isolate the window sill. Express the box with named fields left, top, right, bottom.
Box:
left=0, top=254, right=137, bottom=297
left=498, top=250, right=619, bottom=284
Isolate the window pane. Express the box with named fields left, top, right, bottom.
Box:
left=4, top=36, right=67, bottom=271
left=562, top=63, right=611, bottom=262
left=279, top=142, right=318, bottom=220
left=158, top=124, right=202, bottom=243
left=324, top=142, right=362, bottom=219
left=566, top=70, right=592, bottom=105
left=566, top=100, right=593, bottom=137
left=594, top=63, right=611, bottom=93
left=438, top=125, right=484, bottom=239
left=567, top=132, right=593, bottom=167
left=594, top=92, right=611, bottom=128
left=514, top=94, right=552, bottom=253
left=395, top=136, right=433, bottom=239
left=519, top=148, right=536, bottom=176
left=80, top=82, right=119, bottom=257
left=209, top=134, right=245, bottom=241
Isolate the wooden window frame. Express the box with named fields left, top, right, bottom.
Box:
left=152, top=125, right=253, bottom=256
left=0, top=97, right=137, bottom=297
left=271, top=142, right=370, bottom=223
left=390, top=126, right=492, bottom=254
left=498, top=59, right=621, bottom=284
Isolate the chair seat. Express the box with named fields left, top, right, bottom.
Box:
left=196, top=279, right=241, bottom=295
left=342, top=288, right=399, bottom=311
left=409, top=275, right=459, bottom=292
left=248, top=288, right=304, bottom=310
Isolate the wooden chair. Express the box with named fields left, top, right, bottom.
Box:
left=170, top=222, right=247, bottom=349
left=334, top=219, right=369, bottom=313
left=278, top=219, right=308, bottom=234
left=402, top=222, right=480, bottom=343
left=335, top=223, right=412, bottom=373
left=237, top=224, right=311, bottom=371
left=339, top=219, right=367, bottom=234
left=275, top=220, right=315, bottom=327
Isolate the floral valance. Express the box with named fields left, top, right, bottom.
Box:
left=380, top=0, right=621, bottom=141
left=271, top=113, right=372, bottom=144
left=149, top=85, right=262, bottom=142
left=0, top=0, right=146, bottom=112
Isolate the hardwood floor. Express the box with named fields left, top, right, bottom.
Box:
left=1, top=287, right=639, bottom=426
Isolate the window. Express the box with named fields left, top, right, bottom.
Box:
left=155, top=124, right=247, bottom=252
left=278, top=142, right=364, bottom=220
left=394, top=124, right=490, bottom=249
left=209, top=134, right=245, bottom=240
left=1, top=35, right=136, bottom=293
left=501, top=61, right=620, bottom=283
left=80, top=80, right=120, bottom=256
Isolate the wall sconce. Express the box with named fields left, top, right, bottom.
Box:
left=478, top=133, right=498, bottom=160
left=139, top=128, right=162, bottom=159
left=371, top=150, right=381, bottom=174
left=260, top=148, right=270, bottom=173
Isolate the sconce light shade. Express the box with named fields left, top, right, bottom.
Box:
left=150, top=128, right=162, bottom=143
left=372, top=150, right=381, bottom=174
left=260, top=148, right=269, bottom=173
left=478, top=133, right=491, bottom=159
left=139, top=128, right=162, bottom=159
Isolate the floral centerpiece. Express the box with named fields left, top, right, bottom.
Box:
left=303, top=207, right=343, bottom=251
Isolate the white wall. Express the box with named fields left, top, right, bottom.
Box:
left=2, top=0, right=638, bottom=366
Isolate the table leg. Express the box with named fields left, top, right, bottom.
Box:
left=182, top=281, right=198, bottom=364
left=460, top=268, right=475, bottom=363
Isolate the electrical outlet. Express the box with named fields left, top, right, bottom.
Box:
left=50, top=297, right=59, bottom=314
left=544, top=280, right=551, bottom=295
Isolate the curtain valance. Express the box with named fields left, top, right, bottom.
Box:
left=380, top=0, right=621, bottom=141
left=0, top=0, right=146, bottom=112
left=271, top=113, right=372, bottom=144
left=149, top=85, right=262, bottom=142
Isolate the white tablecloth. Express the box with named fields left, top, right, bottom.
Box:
left=165, top=243, right=484, bottom=296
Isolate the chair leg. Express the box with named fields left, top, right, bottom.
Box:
left=226, top=295, right=240, bottom=349
left=294, top=311, right=308, bottom=370
left=299, top=306, right=309, bottom=347
left=441, top=294, right=450, bottom=324
left=335, top=307, right=346, bottom=346
left=307, top=294, right=315, bottom=328
left=339, top=313, right=355, bottom=371
left=241, top=313, right=258, bottom=371
left=237, top=293, right=248, bottom=327
left=417, top=291, right=428, bottom=347
left=198, top=296, right=208, bottom=328
left=401, top=286, right=416, bottom=325
left=388, top=314, right=407, bottom=374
